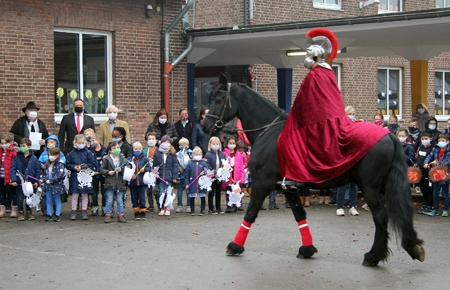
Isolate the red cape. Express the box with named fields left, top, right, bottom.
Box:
left=278, top=66, right=388, bottom=183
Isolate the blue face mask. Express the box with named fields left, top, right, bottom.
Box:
left=112, top=137, right=122, bottom=143
left=438, top=141, right=447, bottom=148
left=429, top=125, right=436, bottom=131
left=133, top=151, right=142, bottom=157
left=349, top=115, right=356, bottom=121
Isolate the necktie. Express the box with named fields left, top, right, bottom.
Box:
left=30, top=124, right=35, bottom=132
left=76, top=114, right=81, bottom=133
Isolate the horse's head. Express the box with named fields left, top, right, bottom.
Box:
left=203, top=73, right=239, bottom=135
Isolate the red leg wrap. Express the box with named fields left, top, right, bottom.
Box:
left=298, top=219, right=313, bottom=246
left=233, top=220, right=252, bottom=247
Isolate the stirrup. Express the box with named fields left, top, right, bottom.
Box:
left=277, top=178, right=304, bottom=191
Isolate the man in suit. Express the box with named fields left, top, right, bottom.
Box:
left=98, top=105, right=131, bottom=146
left=10, top=101, right=49, bottom=158
left=58, top=99, right=96, bottom=154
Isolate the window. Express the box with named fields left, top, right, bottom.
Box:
left=54, top=29, right=112, bottom=123
left=332, top=64, right=341, bottom=89
left=378, top=0, right=401, bottom=12
left=378, top=68, right=402, bottom=118
left=434, top=71, right=450, bottom=116
left=313, top=0, right=341, bottom=10
left=436, top=0, right=450, bottom=8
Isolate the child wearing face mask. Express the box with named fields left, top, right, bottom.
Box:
left=111, top=127, right=132, bottom=159
left=89, top=133, right=107, bottom=216
left=397, top=129, right=415, bottom=166
left=204, top=137, right=226, bottom=214
left=223, top=137, right=245, bottom=213
left=184, top=147, right=210, bottom=216
left=152, top=135, right=179, bottom=216
left=38, top=135, right=66, bottom=166
left=40, top=147, right=66, bottom=222
left=415, top=131, right=434, bottom=214
left=176, top=138, right=193, bottom=213
left=10, top=138, right=40, bottom=221
left=387, top=114, right=400, bottom=135
left=425, top=117, right=441, bottom=146
left=408, top=118, right=421, bottom=145
left=66, top=134, right=97, bottom=221
left=0, top=133, right=17, bottom=218
left=129, top=141, right=149, bottom=220
left=144, top=132, right=159, bottom=211
left=423, top=133, right=450, bottom=217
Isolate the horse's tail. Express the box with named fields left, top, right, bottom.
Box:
left=384, top=133, right=421, bottom=248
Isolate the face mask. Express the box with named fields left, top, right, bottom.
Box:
left=20, top=147, right=29, bottom=153
left=147, top=140, right=156, bottom=147
left=349, top=115, right=356, bottom=121
left=76, top=144, right=86, bottom=150
left=159, top=118, right=167, bottom=124
left=111, top=148, right=121, bottom=156
left=112, top=137, right=122, bottom=143
left=74, top=106, right=83, bottom=113
left=428, top=125, right=436, bottom=131
left=374, top=119, right=383, bottom=126
left=418, top=108, right=425, bottom=114
left=160, top=143, right=170, bottom=149
left=181, top=145, right=188, bottom=150
left=211, top=145, right=220, bottom=151
left=1, top=144, right=10, bottom=150
left=91, top=141, right=97, bottom=147
left=47, top=144, right=55, bottom=149
left=228, top=144, right=236, bottom=150
left=408, top=126, right=418, bottom=132
left=133, top=151, right=142, bottom=157
left=438, top=141, right=447, bottom=149
left=193, top=155, right=202, bottom=161
left=398, top=137, right=407, bottom=143
left=421, top=139, right=431, bottom=146
left=180, top=114, right=188, bottom=121
left=108, top=112, right=117, bottom=120
left=28, top=111, right=38, bottom=119
left=49, top=156, right=57, bottom=162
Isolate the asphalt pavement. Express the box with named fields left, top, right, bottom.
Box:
left=0, top=195, right=449, bottom=290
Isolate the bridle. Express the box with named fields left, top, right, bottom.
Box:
left=205, top=82, right=285, bottom=136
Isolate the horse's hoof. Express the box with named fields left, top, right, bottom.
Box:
left=297, top=245, right=317, bottom=259
left=362, top=254, right=380, bottom=267
left=411, top=244, right=425, bottom=262
left=226, top=242, right=244, bottom=255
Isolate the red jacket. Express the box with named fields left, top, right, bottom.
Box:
left=0, top=144, right=17, bottom=184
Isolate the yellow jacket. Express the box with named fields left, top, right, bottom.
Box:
left=98, top=119, right=131, bottom=145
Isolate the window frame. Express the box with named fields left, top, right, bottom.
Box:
left=434, top=70, right=450, bottom=121
left=378, top=0, right=402, bottom=13
left=54, top=28, right=113, bottom=125
left=332, top=64, right=341, bottom=89
left=313, top=0, right=342, bottom=11
left=377, top=66, right=403, bottom=119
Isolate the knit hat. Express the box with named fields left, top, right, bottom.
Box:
left=160, top=135, right=172, bottom=143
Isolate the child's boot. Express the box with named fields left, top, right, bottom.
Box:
left=242, top=187, right=249, bottom=197
left=158, top=208, right=165, bottom=216
left=70, top=210, right=77, bottom=220
left=118, top=213, right=126, bottom=223
left=164, top=206, right=170, bottom=216
left=26, top=211, right=35, bottom=220
left=134, top=207, right=140, bottom=220
left=81, top=210, right=88, bottom=220
left=10, top=205, right=18, bottom=218
left=104, top=214, right=111, bottom=223
left=299, top=196, right=305, bottom=205
left=140, top=210, right=146, bottom=220
left=324, top=196, right=331, bottom=205
left=17, top=212, right=25, bottom=221
left=304, top=196, right=311, bottom=207
left=318, top=196, right=325, bottom=205
left=0, top=205, right=6, bottom=217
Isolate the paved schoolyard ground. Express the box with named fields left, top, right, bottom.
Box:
left=0, top=195, right=449, bottom=290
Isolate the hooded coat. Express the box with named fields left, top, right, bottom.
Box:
left=38, top=135, right=67, bottom=164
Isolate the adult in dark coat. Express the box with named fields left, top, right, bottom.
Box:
left=10, top=102, right=49, bottom=158
left=173, top=108, right=194, bottom=151
left=58, top=99, right=96, bottom=154
left=145, top=108, right=178, bottom=144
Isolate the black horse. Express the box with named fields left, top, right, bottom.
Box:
left=203, top=73, right=425, bottom=266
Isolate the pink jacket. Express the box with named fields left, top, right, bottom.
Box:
left=223, top=148, right=245, bottom=185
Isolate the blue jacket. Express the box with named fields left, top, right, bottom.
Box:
left=424, top=144, right=450, bottom=184
left=204, top=150, right=226, bottom=173
left=38, top=135, right=66, bottom=164
left=128, top=154, right=149, bottom=187
left=10, top=151, right=41, bottom=185
left=191, top=123, right=210, bottom=155
left=66, top=146, right=97, bottom=194
left=184, top=159, right=211, bottom=194
left=41, top=161, right=66, bottom=194
left=403, top=142, right=416, bottom=166
left=176, top=148, right=193, bottom=180
left=153, top=149, right=179, bottom=182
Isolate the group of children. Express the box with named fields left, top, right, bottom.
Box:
left=0, top=127, right=252, bottom=222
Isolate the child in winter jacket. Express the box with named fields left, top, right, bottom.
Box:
left=0, top=132, right=17, bottom=218
left=129, top=141, right=149, bottom=220
left=184, top=147, right=210, bottom=215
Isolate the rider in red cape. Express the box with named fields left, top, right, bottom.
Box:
left=278, top=28, right=389, bottom=183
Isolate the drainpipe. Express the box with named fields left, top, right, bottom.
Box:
left=248, top=0, right=254, bottom=25
left=163, top=0, right=194, bottom=117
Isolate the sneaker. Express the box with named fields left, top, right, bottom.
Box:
left=102, top=206, right=106, bottom=216
left=158, top=210, right=165, bottom=216
left=349, top=207, right=359, bottom=216
left=427, top=210, right=440, bottom=216
left=199, top=210, right=205, bottom=216
left=186, top=207, right=191, bottom=214
left=54, top=215, right=61, bottom=222
left=91, top=207, right=98, bottom=216
left=70, top=210, right=77, bottom=220
left=81, top=210, right=88, bottom=220
left=45, top=215, right=52, bottom=222
left=260, top=205, right=267, bottom=210
left=104, top=214, right=111, bottom=223
left=418, top=206, right=427, bottom=214
left=327, top=200, right=337, bottom=206
left=134, top=212, right=141, bottom=220
left=415, top=187, right=421, bottom=194
left=442, top=210, right=449, bottom=217
left=147, top=206, right=155, bottom=211
left=190, top=212, right=196, bottom=216
left=336, top=208, right=345, bottom=216
left=176, top=207, right=182, bottom=213
left=140, top=211, right=146, bottom=220
left=17, top=213, right=25, bottom=221
left=209, top=209, right=218, bottom=215
left=217, top=209, right=224, bottom=215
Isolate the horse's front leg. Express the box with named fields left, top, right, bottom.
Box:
left=226, top=185, right=269, bottom=255
left=284, top=190, right=318, bottom=258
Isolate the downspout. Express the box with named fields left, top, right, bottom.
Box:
left=163, top=0, right=194, bottom=117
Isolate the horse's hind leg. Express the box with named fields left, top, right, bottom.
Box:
left=284, top=190, right=318, bottom=259
left=226, top=184, right=269, bottom=255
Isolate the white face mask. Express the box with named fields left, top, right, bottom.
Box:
left=211, top=145, right=220, bottom=151
left=228, top=144, right=236, bottom=150
left=159, top=118, right=167, bottom=124
left=1, top=144, right=10, bottom=150
left=107, top=112, right=117, bottom=120
left=421, top=139, right=431, bottom=146
left=193, top=155, right=202, bottom=161
left=28, top=111, right=38, bottom=119
left=147, top=140, right=156, bottom=147
left=49, top=156, right=57, bottom=162
left=417, top=108, right=425, bottom=114
left=398, top=137, right=407, bottom=143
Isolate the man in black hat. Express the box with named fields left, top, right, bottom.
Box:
left=10, top=101, right=49, bottom=158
